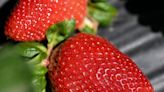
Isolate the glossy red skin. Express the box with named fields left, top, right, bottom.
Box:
left=5, top=0, right=87, bottom=41
left=48, top=33, right=154, bottom=92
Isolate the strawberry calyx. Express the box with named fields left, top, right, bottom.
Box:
left=11, top=19, right=76, bottom=92
left=46, top=19, right=75, bottom=51
left=79, top=0, right=118, bottom=34
left=87, top=0, right=118, bottom=27
left=15, top=42, right=48, bottom=92
left=79, top=16, right=99, bottom=34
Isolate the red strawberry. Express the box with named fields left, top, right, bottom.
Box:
left=48, top=33, right=154, bottom=92
left=5, top=0, right=87, bottom=41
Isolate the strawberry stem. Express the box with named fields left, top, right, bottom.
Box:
left=79, top=15, right=99, bottom=34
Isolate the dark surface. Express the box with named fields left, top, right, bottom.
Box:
left=125, top=0, right=164, bottom=34
left=1, top=0, right=164, bottom=92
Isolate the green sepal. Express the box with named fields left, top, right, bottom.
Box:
left=32, top=65, right=47, bottom=92
left=33, top=64, right=48, bottom=76
left=15, top=42, right=47, bottom=64
left=80, top=25, right=96, bottom=34
left=88, top=1, right=117, bottom=26
left=46, top=19, right=75, bottom=48
left=15, top=42, right=48, bottom=92
left=32, top=75, right=46, bottom=92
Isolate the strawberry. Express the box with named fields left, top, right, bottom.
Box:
left=5, top=0, right=87, bottom=41
left=48, top=33, right=154, bottom=92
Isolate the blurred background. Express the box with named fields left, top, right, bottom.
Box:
left=1, top=0, right=164, bottom=92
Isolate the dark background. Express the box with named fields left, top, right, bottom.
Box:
left=1, top=0, right=164, bottom=91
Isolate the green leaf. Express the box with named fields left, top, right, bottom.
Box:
left=0, top=44, right=34, bottom=92
left=16, top=42, right=47, bottom=64
left=46, top=19, right=75, bottom=48
left=88, top=2, right=117, bottom=26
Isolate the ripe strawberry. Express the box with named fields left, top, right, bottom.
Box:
left=5, top=0, right=87, bottom=41
left=48, top=33, right=154, bottom=92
